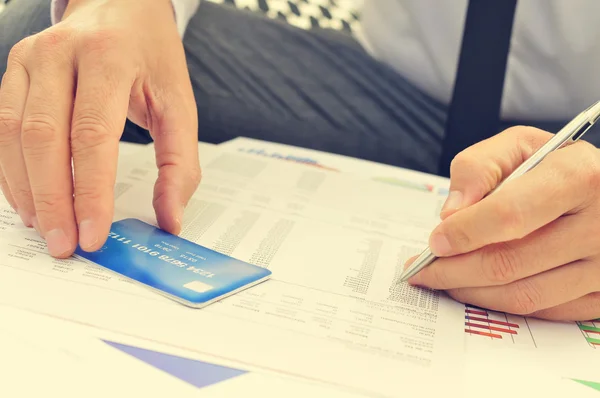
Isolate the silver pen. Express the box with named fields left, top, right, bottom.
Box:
left=398, top=100, right=600, bottom=283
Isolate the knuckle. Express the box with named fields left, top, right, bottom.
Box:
left=189, top=166, right=202, bottom=187
left=74, top=183, right=112, bottom=217
left=33, top=191, right=65, bottom=214
left=79, top=29, right=122, bottom=53
left=156, top=146, right=184, bottom=170
left=71, top=117, right=117, bottom=154
left=427, top=265, right=452, bottom=288
left=11, top=186, right=34, bottom=201
left=32, top=29, right=71, bottom=54
left=21, top=115, right=60, bottom=153
left=0, top=110, right=22, bottom=145
left=481, top=243, right=520, bottom=284
left=508, top=280, right=542, bottom=315
left=449, top=151, right=476, bottom=175
left=503, top=124, right=533, bottom=138
left=75, top=184, right=109, bottom=203
left=449, top=149, right=500, bottom=197
left=493, top=200, right=525, bottom=238
left=515, top=126, right=553, bottom=155
left=443, top=221, right=472, bottom=250
left=152, top=188, right=168, bottom=210
left=500, top=125, right=525, bottom=139
left=7, top=38, right=31, bottom=65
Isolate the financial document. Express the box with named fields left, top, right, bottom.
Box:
left=214, top=139, right=600, bottom=390
left=0, top=144, right=465, bottom=397
left=3, top=140, right=598, bottom=396
left=218, top=137, right=452, bottom=195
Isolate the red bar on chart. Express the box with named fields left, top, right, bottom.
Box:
left=466, top=309, right=488, bottom=317
left=465, top=315, right=519, bottom=329
left=465, top=329, right=502, bottom=339
left=465, top=322, right=518, bottom=335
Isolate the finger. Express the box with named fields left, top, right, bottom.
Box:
left=528, top=292, right=600, bottom=321
left=21, top=34, right=76, bottom=258
left=144, top=65, right=200, bottom=235
left=0, top=167, right=16, bottom=210
left=429, top=142, right=594, bottom=257
left=447, top=259, right=600, bottom=316
left=411, top=212, right=597, bottom=289
left=0, top=43, right=36, bottom=226
left=440, top=126, right=552, bottom=219
left=71, top=51, right=134, bottom=252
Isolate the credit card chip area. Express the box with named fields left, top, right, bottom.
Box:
left=183, top=280, right=214, bottom=293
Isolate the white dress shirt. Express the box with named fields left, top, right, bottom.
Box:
left=51, top=0, right=200, bottom=37
left=356, top=0, right=600, bottom=121
left=51, top=0, right=600, bottom=121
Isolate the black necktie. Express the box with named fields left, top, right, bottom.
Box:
left=438, top=0, right=518, bottom=176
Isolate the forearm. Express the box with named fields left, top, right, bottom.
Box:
left=50, top=0, right=201, bottom=37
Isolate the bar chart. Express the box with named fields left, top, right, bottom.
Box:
left=577, top=319, right=600, bottom=349
left=464, top=304, right=536, bottom=347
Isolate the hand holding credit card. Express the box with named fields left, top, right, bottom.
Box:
left=74, top=219, right=272, bottom=308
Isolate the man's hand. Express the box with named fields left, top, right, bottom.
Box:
left=406, top=126, right=600, bottom=321
left=0, top=0, right=200, bottom=258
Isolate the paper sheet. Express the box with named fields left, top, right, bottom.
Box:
left=463, top=347, right=600, bottom=398
left=2, top=140, right=598, bottom=396
left=0, top=144, right=465, bottom=397
left=218, top=137, right=451, bottom=195
left=214, top=139, right=600, bottom=389
left=0, top=304, right=199, bottom=398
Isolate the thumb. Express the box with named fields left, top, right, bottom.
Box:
left=440, top=126, right=553, bottom=219
left=138, top=79, right=200, bottom=235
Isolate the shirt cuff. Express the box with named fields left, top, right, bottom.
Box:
left=171, top=0, right=201, bottom=37
left=50, top=0, right=200, bottom=37
left=50, top=0, right=68, bottom=25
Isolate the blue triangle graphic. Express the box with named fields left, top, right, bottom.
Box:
left=103, top=340, right=247, bottom=389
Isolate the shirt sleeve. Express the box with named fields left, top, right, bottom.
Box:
left=50, top=0, right=201, bottom=37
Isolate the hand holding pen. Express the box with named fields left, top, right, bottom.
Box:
left=400, top=101, right=600, bottom=322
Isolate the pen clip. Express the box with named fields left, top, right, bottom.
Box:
left=567, top=100, right=600, bottom=143
left=569, top=121, right=593, bottom=143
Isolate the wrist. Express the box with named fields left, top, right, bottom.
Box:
left=61, top=0, right=175, bottom=20
left=51, top=0, right=197, bottom=38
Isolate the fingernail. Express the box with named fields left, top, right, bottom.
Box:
left=430, top=232, right=452, bottom=256
left=441, top=191, right=463, bottom=213
left=45, top=229, right=71, bottom=257
left=31, top=216, right=41, bottom=237
left=17, top=209, right=32, bottom=228
left=79, top=219, right=98, bottom=250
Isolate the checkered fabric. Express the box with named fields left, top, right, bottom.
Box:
left=205, top=0, right=360, bottom=34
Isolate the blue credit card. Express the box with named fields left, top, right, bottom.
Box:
left=74, top=218, right=272, bottom=308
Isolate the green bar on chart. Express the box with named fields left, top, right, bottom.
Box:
left=585, top=336, right=600, bottom=346
left=572, top=379, right=600, bottom=393
left=579, top=325, right=600, bottom=333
